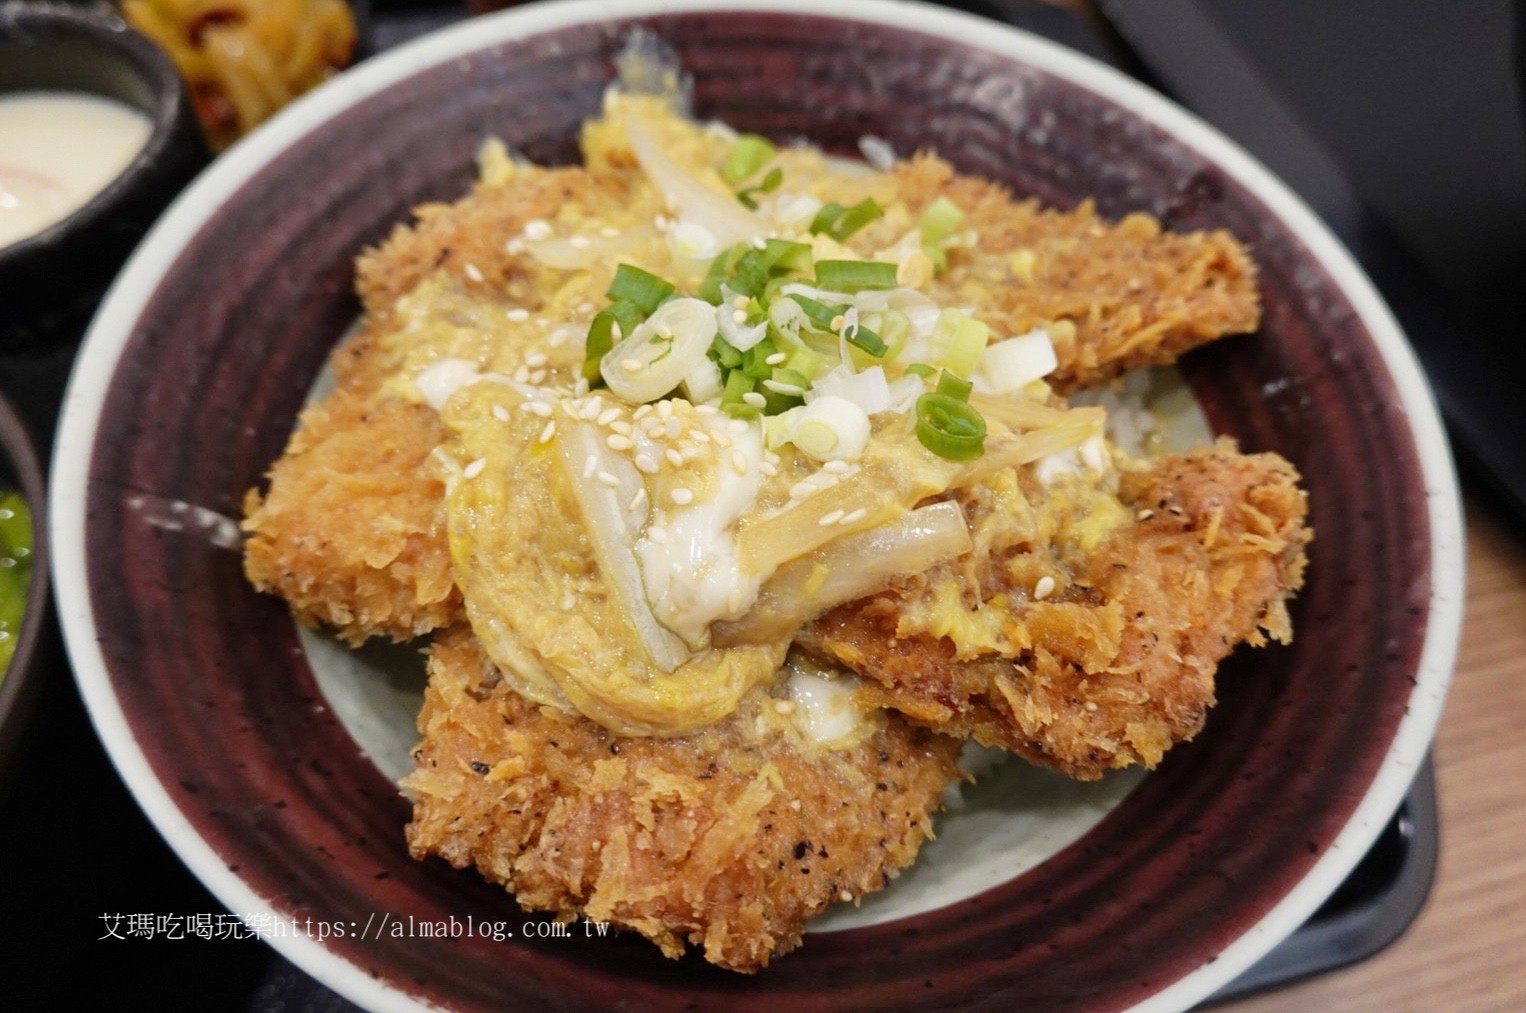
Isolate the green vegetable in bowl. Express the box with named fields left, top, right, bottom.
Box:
left=0, top=490, right=34, bottom=678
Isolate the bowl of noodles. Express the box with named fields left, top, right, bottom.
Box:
left=51, top=0, right=1461, bottom=1008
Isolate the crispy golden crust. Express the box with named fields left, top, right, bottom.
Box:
left=244, top=166, right=624, bottom=643
left=799, top=442, right=1310, bottom=779
left=241, top=330, right=455, bottom=644
left=403, top=628, right=962, bottom=973
left=895, top=155, right=1261, bottom=391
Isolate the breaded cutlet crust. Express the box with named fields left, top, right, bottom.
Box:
left=799, top=441, right=1311, bottom=779
left=403, top=627, right=963, bottom=972
left=895, top=155, right=1260, bottom=392
left=242, top=159, right=1260, bottom=645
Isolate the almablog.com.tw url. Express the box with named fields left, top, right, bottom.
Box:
left=98, top=912, right=610, bottom=943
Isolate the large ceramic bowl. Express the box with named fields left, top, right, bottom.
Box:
left=52, top=1, right=1462, bottom=1008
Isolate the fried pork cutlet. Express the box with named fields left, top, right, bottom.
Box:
left=242, top=164, right=624, bottom=642
left=894, top=155, right=1260, bottom=391
left=799, top=441, right=1310, bottom=780
left=242, top=160, right=1258, bottom=645
left=403, top=627, right=962, bottom=973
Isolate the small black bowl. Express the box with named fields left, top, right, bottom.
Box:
left=0, top=1, right=209, bottom=351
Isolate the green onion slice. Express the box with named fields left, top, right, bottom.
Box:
left=904, top=363, right=936, bottom=379
left=737, top=167, right=783, bottom=210
left=845, top=321, right=888, bottom=358
left=787, top=292, right=848, bottom=330
left=915, top=393, right=986, bottom=461
left=809, top=198, right=884, bottom=240
left=606, top=264, right=675, bottom=314
left=935, top=370, right=973, bottom=402
left=721, top=134, right=777, bottom=184
left=583, top=300, right=647, bottom=383
left=814, top=259, right=898, bottom=292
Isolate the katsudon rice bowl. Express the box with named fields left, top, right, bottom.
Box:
left=54, top=2, right=1460, bottom=1009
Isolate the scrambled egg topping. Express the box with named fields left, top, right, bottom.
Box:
left=377, top=93, right=1134, bottom=737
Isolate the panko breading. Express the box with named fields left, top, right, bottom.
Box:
left=799, top=441, right=1310, bottom=779
left=240, top=93, right=1306, bottom=975
left=243, top=155, right=1258, bottom=645
left=404, top=627, right=962, bottom=973
left=896, top=155, right=1260, bottom=391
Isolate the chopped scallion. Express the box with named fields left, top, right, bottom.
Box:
left=814, top=259, right=898, bottom=292
left=606, top=264, right=675, bottom=314
left=845, top=322, right=888, bottom=358
left=787, top=293, right=847, bottom=330
left=905, top=363, right=936, bottom=378
left=809, top=197, right=884, bottom=241
left=935, top=370, right=973, bottom=402
left=915, top=393, right=986, bottom=460
left=737, top=166, right=783, bottom=210
left=721, top=134, right=777, bottom=184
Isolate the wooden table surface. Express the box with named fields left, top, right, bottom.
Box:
left=1226, top=488, right=1526, bottom=1010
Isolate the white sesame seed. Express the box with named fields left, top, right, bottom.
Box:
left=647, top=526, right=668, bottom=543
left=582, top=455, right=597, bottom=479
left=1034, top=576, right=1056, bottom=600
left=657, top=400, right=674, bottom=421
left=671, top=487, right=694, bottom=505
left=538, top=420, right=557, bottom=443
left=621, top=357, right=645, bottom=372
left=790, top=799, right=802, bottom=811
left=528, top=369, right=547, bottom=385
left=596, top=471, right=620, bottom=487
left=573, top=377, right=591, bottom=396
left=463, top=263, right=484, bottom=283
left=731, top=295, right=749, bottom=309
left=666, top=418, right=683, bottom=438
left=764, top=352, right=787, bottom=366
left=830, top=314, right=846, bottom=330
left=838, top=890, right=853, bottom=903
left=518, top=401, right=538, bottom=414
left=569, top=235, right=591, bottom=249
left=597, top=407, right=621, bottom=426
left=1136, top=509, right=1155, bottom=520
left=764, top=451, right=781, bottom=464
left=530, top=401, right=553, bottom=418
left=463, top=458, right=486, bottom=479
left=665, top=448, right=684, bottom=467
left=577, top=300, right=596, bottom=315
left=634, top=404, right=653, bottom=420
left=600, top=226, right=621, bottom=238
left=654, top=213, right=670, bottom=230
left=492, top=405, right=510, bottom=421
left=729, top=419, right=750, bottom=435
left=774, top=699, right=796, bottom=715
left=610, top=420, right=632, bottom=436
left=731, top=450, right=748, bottom=473
left=628, top=487, right=647, bottom=511
left=696, top=404, right=720, bottom=416
left=732, top=308, right=748, bottom=324
left=1085, top=701, right=1099, bottom=712
left=742, top=391, right=767, bottom=408
left=513, top=365, right=530, bottom=383
left=690, top=430, right=711, bottom=444
left=789, top=482, right=814, bottom=500
left=819, top=510, right=845, bottom=526
left=711, top=431, right=732, bottom=448
left=634, top=454, right=659, bottom=474
left=522, top=219, right=552, bottom=241
left=759, top=461, right=778, bottom=477
left=505, top=238, right=526, bottom=254
left=607, top=434, right=633, bottom=451
left=525, top=351, right=548, bottom=368
left=751, top=236, right=768, bottom=250
left=840, top=508, right=867, bottom=525
left=507, top=307, right=530, bottom=322
left=762, top=380, right=804, bottom=396
left=548, top=328, right=570, bottom=348
left=823, top=460, right=851, bottom=474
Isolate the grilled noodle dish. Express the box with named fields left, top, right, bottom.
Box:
left=242, top=76, right=1311, bottom=972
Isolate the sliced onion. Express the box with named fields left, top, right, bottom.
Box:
left=525, top=224, right=657, bottom=269
left=555, top=422, right=689, bottom=671
left=972, top=328, right=1057, bottom=394
left=805, top=364, right=893, bottom=415
left=717, top=290, right=768, bottom=350
left=621, top=112, right=768, bottom=248
left=791, top=395, right=870, bottom=462
left=714, top=501, right=972, bottom=645
left=681, top=357, right=723, bottom=403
